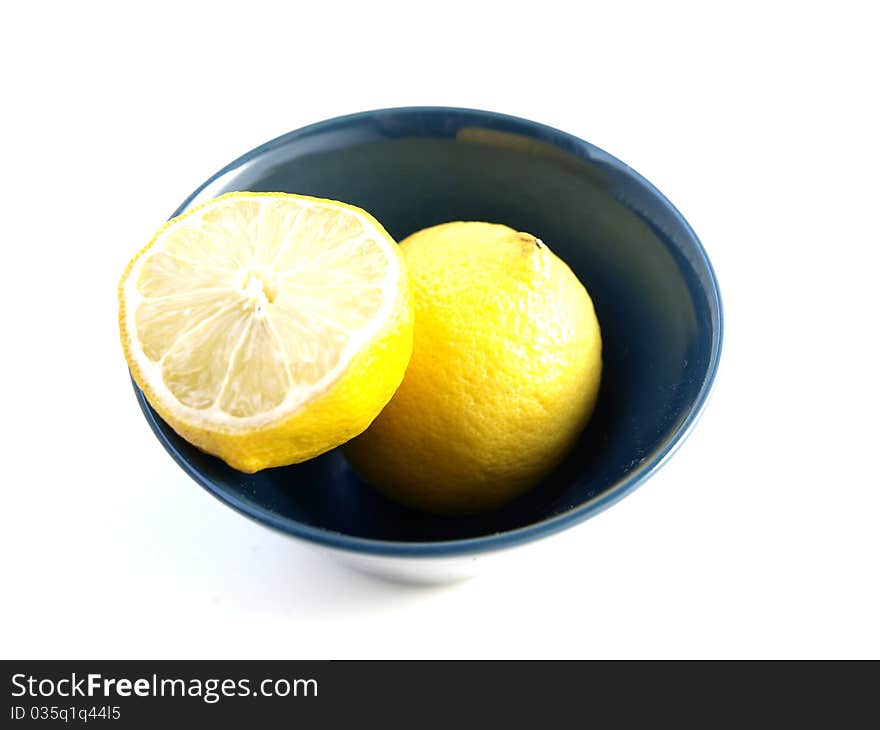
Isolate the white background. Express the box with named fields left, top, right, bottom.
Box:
left=2, top=1, right=878, bottom=659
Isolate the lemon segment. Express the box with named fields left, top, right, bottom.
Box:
left=119, top=192, right=413, bottom=472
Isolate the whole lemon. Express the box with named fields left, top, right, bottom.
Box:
left=344, top=221, right=602, bottom=514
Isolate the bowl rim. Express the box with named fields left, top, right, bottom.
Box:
left=133, top=105, right=724, bottom=558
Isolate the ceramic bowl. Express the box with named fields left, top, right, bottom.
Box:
left=132, top=107, right=723, bottom=583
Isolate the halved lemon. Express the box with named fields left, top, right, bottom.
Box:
left=119, top=192, right=413, bottom=473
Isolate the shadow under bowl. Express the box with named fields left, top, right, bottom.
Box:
left=132, top=106, right=723, bottom=573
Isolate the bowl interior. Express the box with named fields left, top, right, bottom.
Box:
left=137, top=108, right=721, bottom=549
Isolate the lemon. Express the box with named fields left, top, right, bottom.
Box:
left=119, top=192, right=413, bottom=473
left=344, top=221, right=602, bottom=514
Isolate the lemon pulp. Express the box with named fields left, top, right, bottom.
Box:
left=119, top=192, right=413, bottom=472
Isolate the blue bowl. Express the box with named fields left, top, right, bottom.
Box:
left=132, top=107, right=722, bottom=580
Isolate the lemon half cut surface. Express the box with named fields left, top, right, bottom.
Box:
left=119, top=192, right=413, bottom=473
